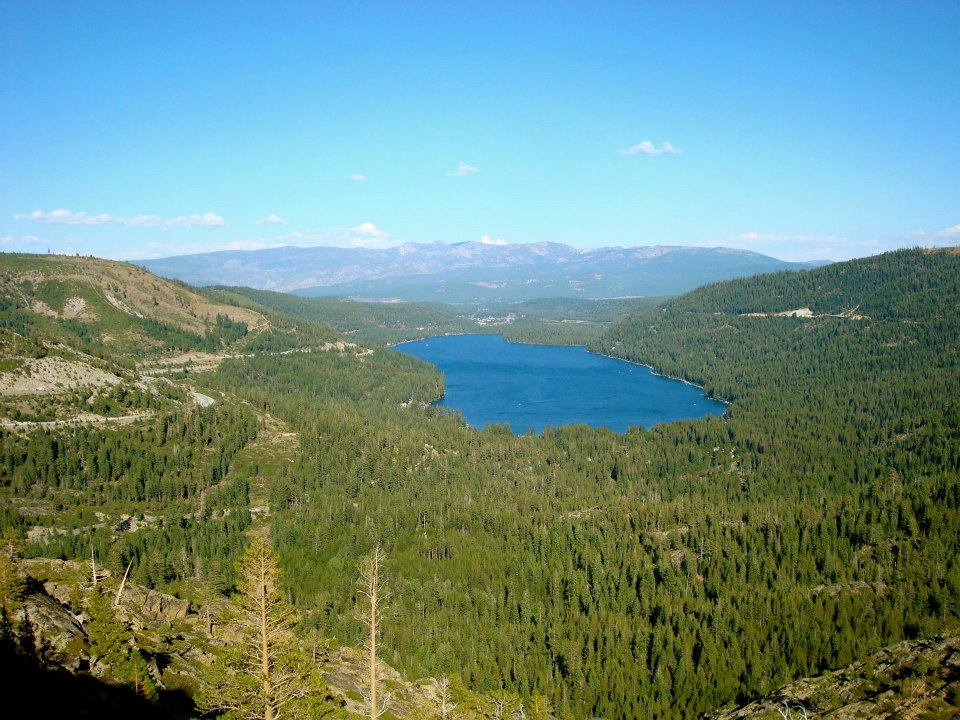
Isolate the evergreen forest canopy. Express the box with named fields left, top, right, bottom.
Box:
left=1, top=248, right=958, bottom=719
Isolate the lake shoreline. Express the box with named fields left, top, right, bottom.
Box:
left=395, top=334, right=727, bottom=433
left=395, top=332, right=729, bottom=408
left=594, top=352, right=731, bottom=406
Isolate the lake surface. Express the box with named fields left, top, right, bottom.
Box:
left=395, top=335, right=726, bottom=433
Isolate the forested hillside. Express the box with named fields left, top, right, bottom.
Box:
left=0, top=253, right=349, bottom=599
left=592, top=247, right=960, bottom=483
left=1, top=249, right=958, bottom=719
left=202, top=248, right=959, bottom=717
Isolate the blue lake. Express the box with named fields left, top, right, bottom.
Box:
left=395, top=334, right=726, bottom=434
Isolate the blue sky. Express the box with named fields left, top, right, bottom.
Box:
left=1, top=1, right=957, bottom=262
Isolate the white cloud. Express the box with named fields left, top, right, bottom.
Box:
left=735, top=231, right=848, bottom=245
left=14, top=208, right=226, bottom=228
left=0, top=234, right=60, bottom=251
left=618, top=140, right=681, bottom=156
left=350, top=174, right=368, bottom=181
left=166, top=212, right=226, bottom=228
left=351, top=222, right=389, bottom=239
left=730, top=230, right=868, bottom=261
left=901, top=223, right=960, bottom=241
left=731, top=223, right=960, bottom=262
left=446, top=161, right=479, bottom=177
left=256, top=213, right=288, bottom=226
left=15, top=209, right=102, bottom=225
left=268, top=222, right=396, bottom=250
left=480, top=234, right=507, bottom=245
left=736, top=232, right=777, bottom=242
left=12, top=235, right=48, bottom=245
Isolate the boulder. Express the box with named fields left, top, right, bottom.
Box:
left=120, top=584, right=190, bottom=620
left=22, top=590, right=87, bottom=659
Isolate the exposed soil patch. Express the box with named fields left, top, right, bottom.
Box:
left=0, top=356, right=123, bottom=396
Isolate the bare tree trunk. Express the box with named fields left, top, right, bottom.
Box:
left=195, top=535, right=327, bottom=720
left=357, top=541, right=389, bottom=720
left=432, top=676, right=457, bottom=720
left=114, top=557, right=134, bottom=609
left=369, top=582, right=377, bottom=720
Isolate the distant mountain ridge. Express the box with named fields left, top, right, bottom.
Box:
left=141, top=241, right=825, bottom=302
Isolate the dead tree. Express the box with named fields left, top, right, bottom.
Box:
left=356, top=541, right=391, bottom=720
left=114, top=557, right=134, bottom=609
left=431, top=676, right=458, bottom=720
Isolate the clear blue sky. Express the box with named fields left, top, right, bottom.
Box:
left=1, top=1, right=957, bottom=262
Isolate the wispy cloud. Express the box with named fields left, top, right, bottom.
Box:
left=736, top=232, right=777, bottom=242
left=904, top=222, right=960, bottom=240
left=14, top=208, right=226, bottom=228
left=350, top=173, right=368, bottom=181
left=256, top=213, right=288, bottom=226
left=277, top=222, right=394, bottom=250
left=731, top=230, right=866, bottom=261
left=446, top=161, right=479, bottom=177
left=1, top=234, right=50, bottom=247
left=735, top=231, right=850, bottom=245
left=166, top=213, right=226, bottom=228
left=480, top=234, right=507, bottom=246
left=618, top=140, right=680, bottom=156
left=734, top=224, right=960, bottom=262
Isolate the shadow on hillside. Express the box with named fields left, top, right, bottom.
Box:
left=2, top=642, right=196, bottom=719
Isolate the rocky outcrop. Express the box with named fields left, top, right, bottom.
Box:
left=21, top=589, right=88, bottom=667
left=119, top=584, right=190, bottom=621
left=320, top=645, right=435, bottom=718
left=707, top=635, right=960, bottom=719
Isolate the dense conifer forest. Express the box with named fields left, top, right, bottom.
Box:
left=1, top=248, right=958, bottom=719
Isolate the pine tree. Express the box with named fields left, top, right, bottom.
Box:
left=129, top=648, right=159, bottom=702
left=85, top=587, right=133, bottom=674
left=195, top=534, right=334, bottom=720
left=528, top=692, right=550, bottom=720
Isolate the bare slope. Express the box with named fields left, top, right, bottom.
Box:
left=1, top=253, right=264, bottom=340
left=0, top=252, right=339, bottom=424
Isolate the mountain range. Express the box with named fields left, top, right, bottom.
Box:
left=141, top=242, right=826, bottom=302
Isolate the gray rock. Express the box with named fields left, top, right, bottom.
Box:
left=22, top=590, right=87, bottom=657
left=120, top=584, right=190, bottom=620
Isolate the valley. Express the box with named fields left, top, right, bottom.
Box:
left=0, top=248, right=958, bottom=719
